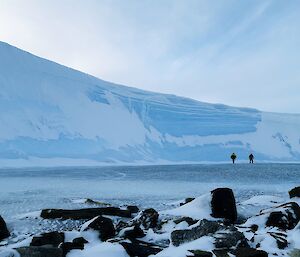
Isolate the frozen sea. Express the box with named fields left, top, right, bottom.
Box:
left=0, top=163, right=300, bottom=243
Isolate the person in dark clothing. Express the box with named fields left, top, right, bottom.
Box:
left=249, top=153, right=254, bottom=163
left=231, top=153, right=237, bottom=164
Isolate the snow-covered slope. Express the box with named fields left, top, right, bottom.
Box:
left=0, top=41, right=299, bottom=166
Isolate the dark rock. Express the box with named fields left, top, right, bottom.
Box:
left=139, top=208, right=159, bottom=229
left=265, top=202, right=300, bottom=230
left=120, top=240, right=162, bottom=257
left=250, top=224, right=259, bottom=233
left=127, top=205, right=139, bottom=214
left=269, top=231, right=288, bottom=249
left=59, top=241, right=85, bottom=256
left=214, top=228, right=245, bottom=249
left=187, top=250, right=213, bottom=257
left=289, top=187, right=300, bottom=198
left=121, top=224, right=145, bottom=239
left=0, top=215, right=10, bottom=240
left=171, top=219, right=222, bottom=246
left=16, top=247, right=63, bottom=257
left=237, top=237, right=251, bottom=249
left=117, top=208, right=159, bottom=232
left=174, top=217, right=198, bottom=226
left=236, top=215, right=248, bottom=225
left=83, top=215, right=115, bottom=241
left=180, top=198, right=195, bottom=206
left=233, top=247, right=268, bottom=257
left=212, top=250, right=230, bottom=257
left=116, top=220, right=129, bottom=232
left=72, top=237, right=88, bottom=245
left=30, top=231, right=64, bottom=247
left=59, top=242, right=78, bottom=256
left=276, top=237, right=288, bottom=249
left=153, top=239, right=170, bottom=248
left=211, top=188, right=237, bottom=223
left=41, top=207, right=132, bottom=219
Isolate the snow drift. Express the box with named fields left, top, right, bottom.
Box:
left=0, top=41, right=300, bottom=166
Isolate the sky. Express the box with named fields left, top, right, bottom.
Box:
left=0, top=0, right=299, bottom=113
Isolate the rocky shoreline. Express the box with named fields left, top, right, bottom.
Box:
left=1, top=187, right=300, bottom=257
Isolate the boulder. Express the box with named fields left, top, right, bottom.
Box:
left=30, top=231, right=64, bottom=247
left=120, top=240, right=162, bottom=257
left=289, top=187, right=300, bottom=198
left=265, top=202, right=300, bottom=230
left=211, top=188, right=237, bottom=223
left=250, top=224, right=259, bottom=233
left=187, top=250, right=213, bottom=257
left=127, top=205, right=139, bottom=214
left=59, top=242, right=83, bottom=256
left=120, top=224, right=145, bottom=239
left=59, top=242, right=80, bottom=256
left=72, top=237, right=88, bottom=245
left=213, top=229, right=246, bottom=249
left=83, top=215, right=115, bottom=241
left=212, top=250, right=230, bottom=257
left=41, top=207, right=132, bottom=219
left=16, top=247, right=63, bottom=257
left=0, top=215, right=10, bottom=240
left=59, top=237, right=88, bottom=256
left=171, top=219, right=222, bottom=246
left=233, top=248, right=268, bottom=257
left=139, top=208, right=159, bottom=229
left=269, top=231, right=288, bottom=249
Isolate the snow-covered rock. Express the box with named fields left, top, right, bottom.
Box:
left=81, top=216, right=115, bottom=241
left=0, top=41, right=300, bottom=166
left=161, top=194, right=212, bottom=220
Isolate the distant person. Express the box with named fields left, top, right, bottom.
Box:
left=249, top=153, right=254, bottom=164
left=231, top=153, right=237, bottom=164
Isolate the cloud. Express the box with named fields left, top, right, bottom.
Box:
left=0, top=0, right=299, bottom=113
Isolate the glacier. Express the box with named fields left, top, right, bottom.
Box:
left=0, top=41, right=300, bottom=166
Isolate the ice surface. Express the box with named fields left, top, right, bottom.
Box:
left=0, top=41, right=300, bottom=165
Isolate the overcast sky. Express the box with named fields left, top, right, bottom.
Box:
left=0, top=0, right=299, bottom=113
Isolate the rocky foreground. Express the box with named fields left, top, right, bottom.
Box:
left=1, top=187, right=300, bottom=257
